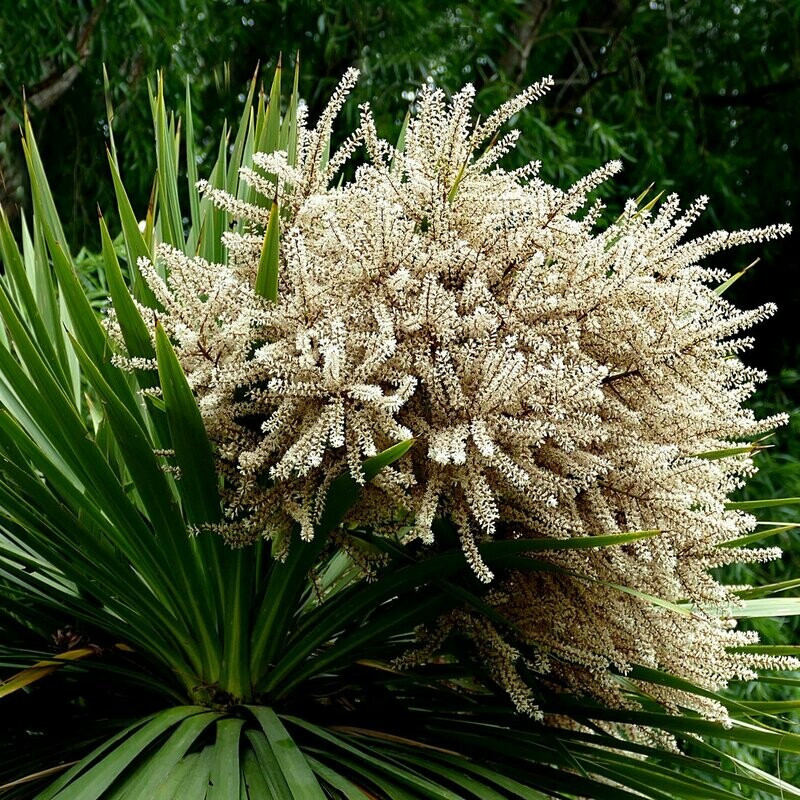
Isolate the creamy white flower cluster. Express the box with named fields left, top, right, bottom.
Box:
left=107, top=71, right=796, bottom=728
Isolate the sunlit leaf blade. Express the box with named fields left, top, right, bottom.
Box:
left=281, top=53, right=300, bottom=165
left=153, top=73, right=185, bottom=249
left=737, top=574, right=800, bottom=598
left=185, top=77, right=201, bottom=241
left=69, top=336, right=220, bottom=679
left=207, top=718, right=245, bottom=800
left=106, top=150, right=158, bottom=307
left=0, top=647, right=96, bottom=699
left=227, top=66, right=259, bottom=197
left=45, top=233, right=143, bottom=420
left=199, top=122, right=229, bottom=264
left=694, top=444, right=763, bottom=460
left=19, top=128, right=77, bottom=392
left=102, top=65, right=119, bottom=167
left=718, top=522, right=799, bottom=548
left=720, top=597, right=800, bottom=617
left=119, top=711, right=219, bottom=800
left=0, top=208, right=65, bottom=379
left=99, top=211, right=157, bottom=386
left=479, top=528, right=660, bottom=555
left=254, top=58, right=278, bottom=156
left=155, top=323, right=222, bottom=526
left=725, top=496, right=800, bottom=510
left=247, top=707, right=328, bottom=800
left=447, top=155, right=469, bottom=203
left=20, top=108, right=68, bottom=248
left=715, top=259, right=757, bottom=295
left=729, top=644, right=800, bottom=656
left=263, top=57, right=282, bottom=152
left=254, top=196, right=281, bottom=301
left=318, top=439, right=415, bottom=533
left=37, top=707, right=209, bottom=800
left=245, top=729, right=294, bottom=798
left=390, top=110, right=410, bottom=173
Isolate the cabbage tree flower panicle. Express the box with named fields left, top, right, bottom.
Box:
left=106, top=70, right=797, bottom=730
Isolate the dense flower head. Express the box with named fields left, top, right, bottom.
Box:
left=107, top=70, right=796, bottom=733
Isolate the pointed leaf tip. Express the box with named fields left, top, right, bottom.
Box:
left=255, top=197, right=281, bottom=301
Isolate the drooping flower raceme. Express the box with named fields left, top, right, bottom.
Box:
left=107, top=71, right=796, bottom=734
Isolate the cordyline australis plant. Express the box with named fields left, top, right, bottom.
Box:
left=0, top=61, right=799, bottom=800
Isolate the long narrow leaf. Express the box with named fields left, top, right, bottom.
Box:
left=39, top=707, right=206, bottom=800
left=155, top=323, right=222, bottom=525
left=123, top=711, right=219, bottom=800
left=106, top=151, right=158, bottom=307
left=207, top=718, right=245, bottom=800
left=248, top=707, right=328, bottom=800
left=254, top=197, right=280, bottom=301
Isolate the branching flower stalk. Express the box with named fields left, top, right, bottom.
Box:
left=106, top=70, right=797, bottom=740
